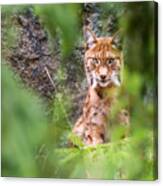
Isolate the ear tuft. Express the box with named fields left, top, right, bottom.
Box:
left=84, top=26, right=97, bottom=49
left=111, top=30, right=122, bottom=50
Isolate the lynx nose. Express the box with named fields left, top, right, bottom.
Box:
left=99, top=66, right=108, bottom=80
left=100, top=75, right=106, bottom=80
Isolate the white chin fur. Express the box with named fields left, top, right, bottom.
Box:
left=95, top=77, right=121, bottom=88
left=92, top=80, right=98, bottom=89
left=112, top=76, right=121, bottom=87
left=98, top=81, right=110, bottom=87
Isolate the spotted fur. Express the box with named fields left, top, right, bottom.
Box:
left=72, top=28, right=127, bottom=146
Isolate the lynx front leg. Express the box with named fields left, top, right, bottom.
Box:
left=84, top=124, right=106, bottom=145
left=72, top=116, right=86, bottom=138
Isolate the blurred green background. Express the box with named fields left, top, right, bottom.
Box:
left=1, top=2, right=157, bottom=180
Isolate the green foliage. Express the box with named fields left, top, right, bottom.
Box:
left=50, top=134, right=154, bottom=180
left=34, top=4, right=82, bottom=57
left=50, top=92, right=72, bottom=147
left=68, top=133, right=84, bottom=148
left=1, top=65, right=47, bottom=177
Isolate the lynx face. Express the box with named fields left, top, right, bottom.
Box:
left=84, top=29, right=123, bottom=88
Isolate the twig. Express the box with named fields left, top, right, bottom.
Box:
left=44, top=66, right=55, bottom=89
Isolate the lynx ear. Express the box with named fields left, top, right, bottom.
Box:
left=111, top=30, right=122, bottom=49
left=84, top=27, right=97, bottom=49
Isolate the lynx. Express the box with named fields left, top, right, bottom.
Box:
left=72, top=27, right=129, bottom=146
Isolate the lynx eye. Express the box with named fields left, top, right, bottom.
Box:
left=107, top=58, right=115, bottom=65
left=92, top=58, right=100, bottom=65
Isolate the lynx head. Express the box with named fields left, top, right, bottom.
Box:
left=84, top=27, right=123, bottom=89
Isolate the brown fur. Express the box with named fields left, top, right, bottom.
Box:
left=72, top=29, right=128, bottom=146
